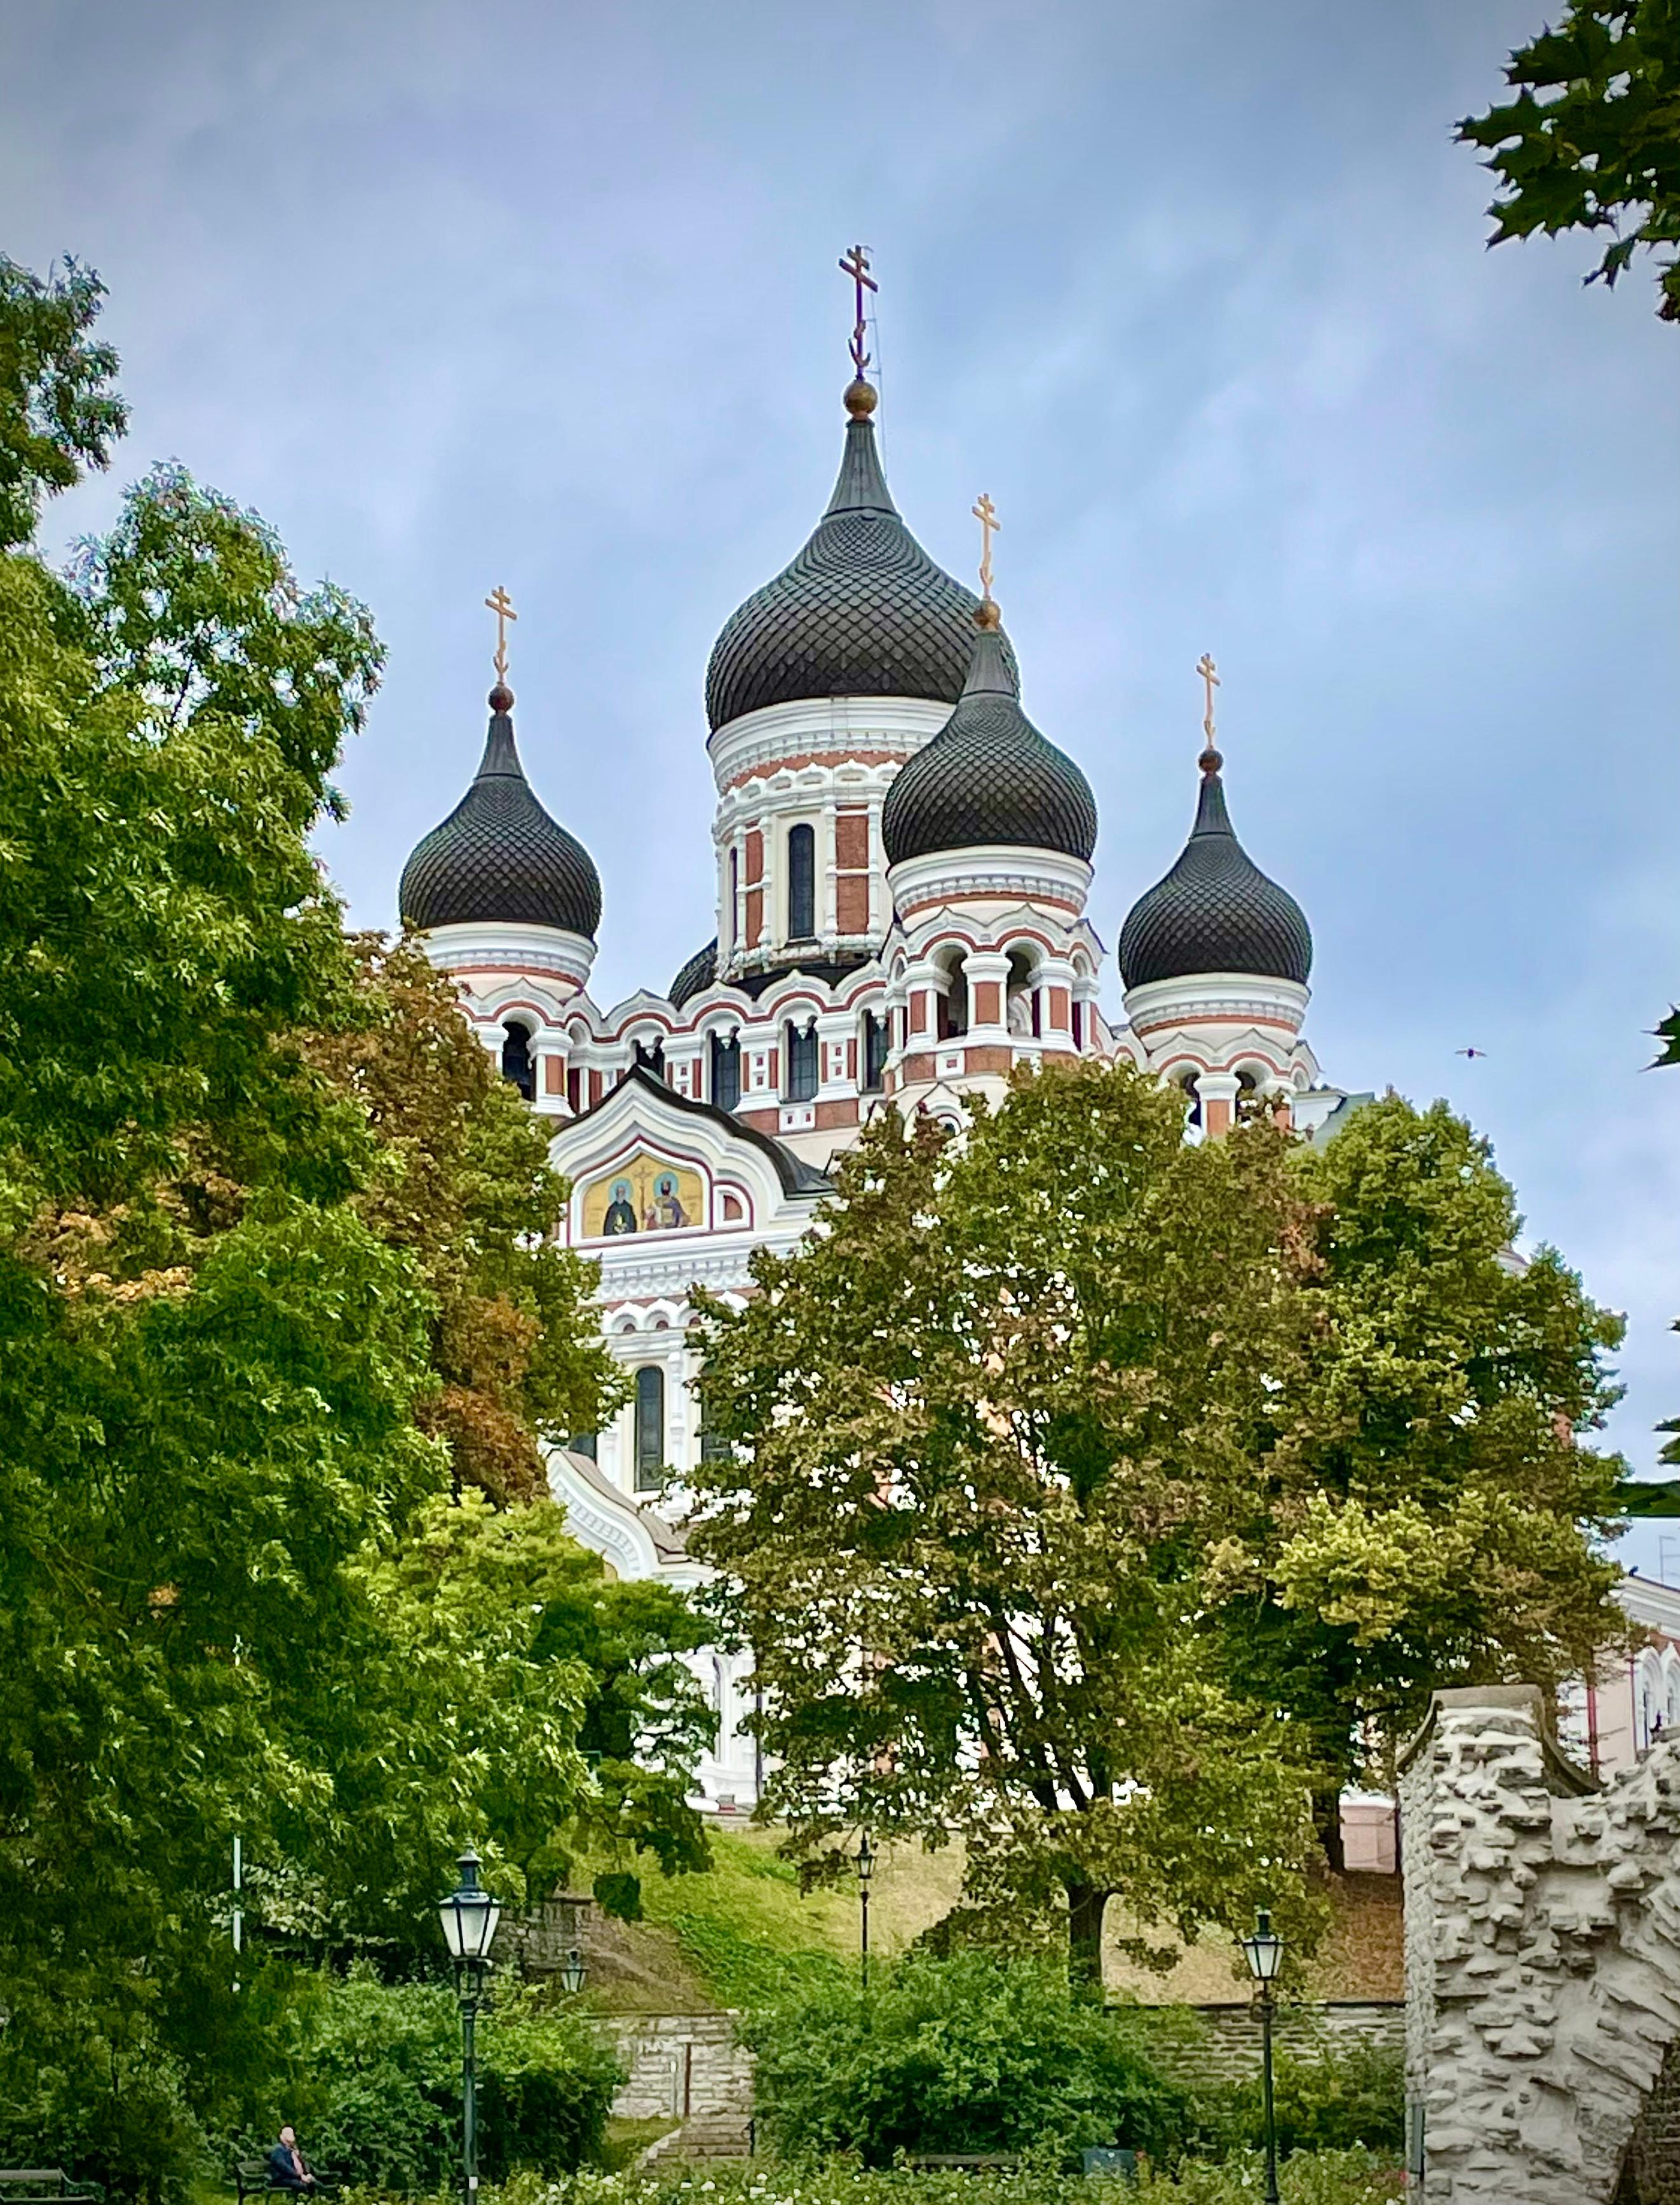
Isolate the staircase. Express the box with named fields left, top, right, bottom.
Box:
left=611, top=2013, right=755, bottom=2163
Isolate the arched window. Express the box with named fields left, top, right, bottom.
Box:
left=501, top=1021, right=535, bottom=1101
left=862, top=1011, right=888, bottom=1093
left=710, top=1029, right=742, bottom=1111
left=634, top=1366, right=665, bottom=1491
left=785, top=1020, right=818, bottom=1102
left=787, top=823, right=816, bottom=942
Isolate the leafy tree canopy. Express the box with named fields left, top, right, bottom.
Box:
left=693, top=1066, right=1628, bottom=1965
left=1458, top=1, right=1680, bottom=319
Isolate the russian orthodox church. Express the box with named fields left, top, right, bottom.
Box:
left=396, top=280, right=1357, bottom=1808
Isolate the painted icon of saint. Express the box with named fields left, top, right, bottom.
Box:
left=654, top=1170, right=689, bottom=1229
left=603, top=1178, right=638, bottom=1234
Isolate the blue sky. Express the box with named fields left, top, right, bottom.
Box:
left=6, top=0, right=1679, bottom=1486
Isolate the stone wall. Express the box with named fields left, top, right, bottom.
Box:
left=1170, top=2000, right=1403, bottom=2081
left=606, top=2012, right=754, bottom=2126
left=1399, top=1682, right=1680, bottom=2202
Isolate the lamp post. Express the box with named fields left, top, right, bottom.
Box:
left=438, top=1849, right=501, bottom=2205
left=1240, top=1908, right=1285, bottom=2205
left=854, top=1831, right=875, bottom=1994
left=559, top=1946, right=587, bottom=1997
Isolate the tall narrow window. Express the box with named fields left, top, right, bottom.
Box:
left=634, top=1366, right=665, bottom=1490
left=862, top=1011, right=888, bottom=1092
left=785, top=1022, right=818, bottom=1102
left=501, top=1021, right=535, bottom=1100
left=787, top=823, right=816, bottom=941
left=1071, top=999, right=1084, bottom=1051
left=711, top=1029, right=742, bottom=1111
left=727, top=847, right=738, bottom=949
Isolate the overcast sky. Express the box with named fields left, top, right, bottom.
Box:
left=6, top=0, right=1679, bottom=1496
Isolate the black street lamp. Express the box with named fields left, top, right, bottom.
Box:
left=438, top=1849, right=502, bottom=2205
left=1240, top=1908, right=1285, bottom=2205
left=559, top=1946, right=587, bottom=1997
left=854, top=1831, right=875, bottom=1993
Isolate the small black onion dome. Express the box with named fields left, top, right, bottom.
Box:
left=668, top=937, right=717, bottom=1008
left=881, top=612, right=1098, bottom=866
left=1118, top=759, right=1311, bottom=989
left=705, top=395, right=1012, bottom=730
left=400, top=686, right=602, bottom=938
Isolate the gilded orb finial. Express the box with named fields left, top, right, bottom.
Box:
left=844, top=377, right=878, bottom=417
left=1196, top=651, right=1222, bottom=775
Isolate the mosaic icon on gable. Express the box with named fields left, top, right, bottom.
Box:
left=581, top=1155, right=705, bottom=1238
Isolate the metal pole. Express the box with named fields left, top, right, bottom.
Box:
left=860, top=1878, right=869, bottom=1994
left=461, top=1980, right=479, bottom=2205
left=1259, top=1986, right=1280, bottom=2205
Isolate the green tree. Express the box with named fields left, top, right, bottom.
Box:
left=0, top=252, right=663, bottom=2195
left=1458, top=2, right=1680, bottom=320
left=691, top=1064, right=1322, bottom=1982
left=1219, top=1094, right=1629, bottom=1852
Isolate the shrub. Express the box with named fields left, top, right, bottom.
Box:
left=0, top=2023, right=203, bottom=2205
left=298, top=1967, right=622, bottom=2187
left=1224, top=2035, right=1404, bottom=2158
left=742, top=1948, right=1196, bottom=2166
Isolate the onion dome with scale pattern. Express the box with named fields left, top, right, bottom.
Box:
left=668, top=937, right=717, bottom=1008
left=1118, top=749, right=1311, bottom=989
left=881, top=603, right=1097, bottom=866
left=705, top=379, right=1012, bottom=731
left=400, top=684, right=602, bottom=939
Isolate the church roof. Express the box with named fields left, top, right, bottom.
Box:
left=705, top=386, right=1010, bottom=731
left=668, top=938, right=718, bottom=1008
left=400, top=687, right=602, bottom=940
left=1118, top=759, right=1311, bottom=989
left=881, top=614, right=1098, bottom=866
left=574, top=1064, right=833, bottom=1198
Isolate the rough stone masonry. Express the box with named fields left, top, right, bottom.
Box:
left=1400, top=1683, right=1680, bottom=2202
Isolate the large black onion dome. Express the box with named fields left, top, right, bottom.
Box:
left=400, top=690, right=602, bottom=939
left=705, top=405, right=1010, bottom=731
left=881, top=617, right=1097, bottom=866
left=1118, top=764, right=1311, bottom=989
left=668, top=938, right=717, bottom=1008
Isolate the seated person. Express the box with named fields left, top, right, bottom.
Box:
left=267, top=2128, right=322, bottom=2193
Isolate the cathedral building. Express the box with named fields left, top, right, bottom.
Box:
left=396, top=286, right=1354, bottom=1807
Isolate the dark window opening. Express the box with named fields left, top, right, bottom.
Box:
left=567, top=1064, right=583, bottom=1112
left=633, top=1038, right=666, bottom=1082
left=937, top=974, right=968, bottom=1040
left=567, top=1430, right=597, bottom=1461
left=634, top=1366, right=665, bottom=1490
left=1031, top=989, right=1042, bottom=1040
left=1071, top=999, right=1084, bottom=1050
left=501, top=1021, right=535, bottom=1100
left=862, top=1012, right=888, bottom=1093
left=728, top=848, right=738, bottom=949
left=785, top=1022, right=818, bottom=1102
left=787, top=823, right=816, bottom=941
left=711, top=1030, right=742, bottom=1112
left=698, top=1395, right=731, bottom=1463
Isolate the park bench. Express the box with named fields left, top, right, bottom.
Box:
left=232, top=2161, right=337, bottom=2203
left=0, top=2172, right=102, bottom=2202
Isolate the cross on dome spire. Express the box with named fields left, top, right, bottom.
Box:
left=485, top=585, right=518, bottom=705
left=838, top=245, right=879, bottom=416
left=972, top=493, right=1001, bottom=630
left=1196, top=651, right=1222, bottom=775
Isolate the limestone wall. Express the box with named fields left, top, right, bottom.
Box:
left=1399, top=1683, right=1680, bottom=2202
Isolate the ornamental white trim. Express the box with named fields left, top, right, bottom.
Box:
left=887, top=843, right=1094, bottom=917
left=707, top=695, right=951, bottom=792
left=1122, top=971, right=1310, bottom=1032
left=421, top=920, right=596, bottom=988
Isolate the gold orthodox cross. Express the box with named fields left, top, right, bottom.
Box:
left=972, top=493, right=1000, bottom=600
left=839, top=243, right=877, bottom=379
left=485, top=585, right=518, bottom=681
left=1197, top=651, right=1221, bottom=744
